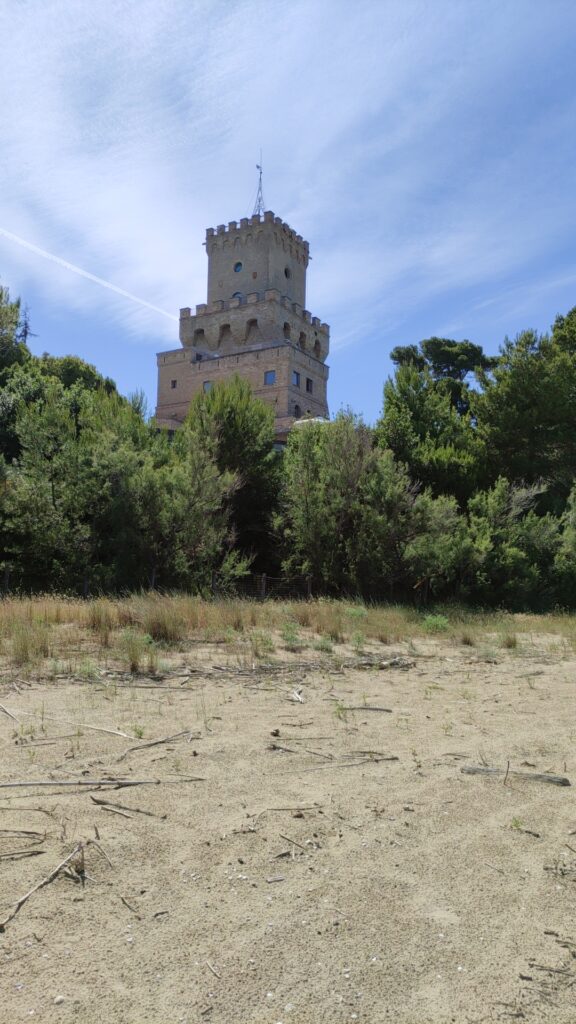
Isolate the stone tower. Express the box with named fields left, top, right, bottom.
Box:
left=155, top=210, right=330, bottom=439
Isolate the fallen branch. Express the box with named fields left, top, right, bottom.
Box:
left=461, top=766, right=571, bottom=787
left=116, top=730, right=200, bottom=762
left=0, top=849, right=46, bottom=861
left=280, top=756, right=399, bottom=775
left=90, top=795, right=166, bottom=819
left=17, top=711, right=131, bottom=738
left=343, top=706, right=393, bottom=713
left=0, top=841, right=86, bottom=932
left=0, top=777, right=205, bottom=790
left=0, top=703, right=19, bottom=722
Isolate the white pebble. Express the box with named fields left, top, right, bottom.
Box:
left=54, top=996, right=65, bottom=1005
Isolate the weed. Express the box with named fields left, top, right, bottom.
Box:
left=333, top=700, right=347, bottom=721
left=77, top=658, right=98, bottom=680
left=118, top=629, right=148, bottom=673
left=314, top=635, right=333, bottom=654
left=133, top=724, right=145, bottom=739
left=87, top=599, right=116, bottom=646
left=11, top=622, right=50, bottom=666
left=141, top=602, right=187, bottom=644
left=502, top=633, right=518, bottom=649
left=351, top=631, right=365, bottom=655
left=281, top=621, right=301, bottom=651
left=423, top=614, right=449, bottom=634
left=511, top=816, right=523, bottom=830
left=460, top=631, right=476, bottom=646
left=250, top=630, right=275, bottom=659
left=442, top=721, right=454, bottom=736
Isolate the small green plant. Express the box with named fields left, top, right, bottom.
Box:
left=346, top=605, right=367, bottom=621
left=333, top=700, right=347, bottom=721
left=511, top=816, right=523, bottom=831
left=314, top=635, right=333, bottom=654
left=77, top=658, right=98, bottom=680
left=423, top=614, right=449, bottom=634
left=133, top=724, right=145, bottom=739
left=142, top=603, right=187, bottom=644
left=441, top=720, right=454, bottom=736
left=250, top=630, right=275, bottom=658
left=281, top=621, right=301, bottom=651
left=351, top=631, right=365, bottom=655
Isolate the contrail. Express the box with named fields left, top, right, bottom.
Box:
left=0, top=227, right=179, bottom=322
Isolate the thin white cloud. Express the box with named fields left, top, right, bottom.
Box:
left=0, top=0, right=575, bottom=374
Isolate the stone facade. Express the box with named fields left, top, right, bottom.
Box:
left=155, top=210, right=330, bottom=438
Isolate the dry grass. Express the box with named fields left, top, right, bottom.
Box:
left=0, top=593, right=574, bottom=675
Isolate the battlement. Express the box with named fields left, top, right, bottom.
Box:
left=206, top=211, right=309, bottom=263
left=180, top=288, right=329, bottom=334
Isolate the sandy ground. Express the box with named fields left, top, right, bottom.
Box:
left=1, top=632, right=575, bottom=1024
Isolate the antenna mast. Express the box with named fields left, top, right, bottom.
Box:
left=253, top=154, right=265, bottom=217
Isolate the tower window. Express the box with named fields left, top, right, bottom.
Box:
left=264, top=370, right=276, bottom=385
left=283, top=322, right=291, bottom=340
left=232, top=292, right=243, bottom=300
left=234, top=262, right=242, bottom=272
left=299, top=332, right=306, bottom=350
left=294, top=404, right=301, bottom=419
left=193, top=328, right=205, bottom=343
left=203, top=381, right=213, bottom=393
left=170, top=379, right=177, bottom=389
left=313, top=340, right=321, bottom=358
left=284, top=267, right=292, bottom=279
left=292, top=370, right=300, bottom=387
left=306, top=377, right=313, bottom=394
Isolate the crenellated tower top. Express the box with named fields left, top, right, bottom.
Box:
left=205, top=210, right=309, bottom=308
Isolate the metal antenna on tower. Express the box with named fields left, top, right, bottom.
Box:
left=253, top=155, right=265, bottom=216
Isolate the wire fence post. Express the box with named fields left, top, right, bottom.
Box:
left=258, top=573, right=267, bottom=601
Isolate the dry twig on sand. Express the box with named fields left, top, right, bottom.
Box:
left=116, top=729, right=200, bottom=762
left=461, top=765, right=571, bottom=786
left=89, top=795, right=167, bottom=819
left=0, top=841, right=89, bottom=932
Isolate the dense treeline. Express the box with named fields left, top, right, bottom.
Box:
left=1, top=280, right=575, bottom=608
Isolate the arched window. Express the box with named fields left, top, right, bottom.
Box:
left=294, top=404, right=301, bottom=419
left=232, top=292, right=243, bottom=300
left=245, top=318, right=258, bottom=342
left=283, top=322, right=291, bottom=340
left=313, top=339, right=321, bottom=358
left=234, top=261, right=242, bottom=272
left=219, top=323, right=232, bottom=344
left=299, top=332, right=307, bottom=351
left=193, top=328, right=205, bottom=344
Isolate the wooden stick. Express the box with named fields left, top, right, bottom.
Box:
left=89, top=795, right=166, bottom=819
left=278, top=833, right=307, bottom=851
left=461, top=766, right=570, bottom=787
left=0, top=849, right=45, bottom=860
left=17, top=711, right=130, bottom=738
left=206, top=960, right=220, bottom=979
left=100, top=804, right=132, bottom=818
left=344, top=706, right=393, bottom=713
left=280, top=756, right=399, bottom=775
left=0, top=777, right=205, bottom=790
left=0, top=841, right=85, bottom=932
left=0, top=703, right=19, bottom=722
left=116, top=730, right=199, bottom=762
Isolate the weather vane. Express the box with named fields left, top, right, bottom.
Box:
left=253, top=152, right=265, bottom=217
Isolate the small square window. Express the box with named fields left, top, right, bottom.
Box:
left=292, top=370, right=300, bottom=387
left=170, top=379, right=177, bottom=389
left=306, top=377, right=313, bottom=394
left=203, top=381, right=213, bottom=393
left=264, top=370, right=276, bottom=385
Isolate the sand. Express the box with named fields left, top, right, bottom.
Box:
left=1, top=632, right=575, bottom=1023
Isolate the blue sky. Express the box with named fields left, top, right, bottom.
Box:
left=1, top=0, right=575, bottom=423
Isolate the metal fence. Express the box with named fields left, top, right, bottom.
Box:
left=212, top=572, right=312, bottom=601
